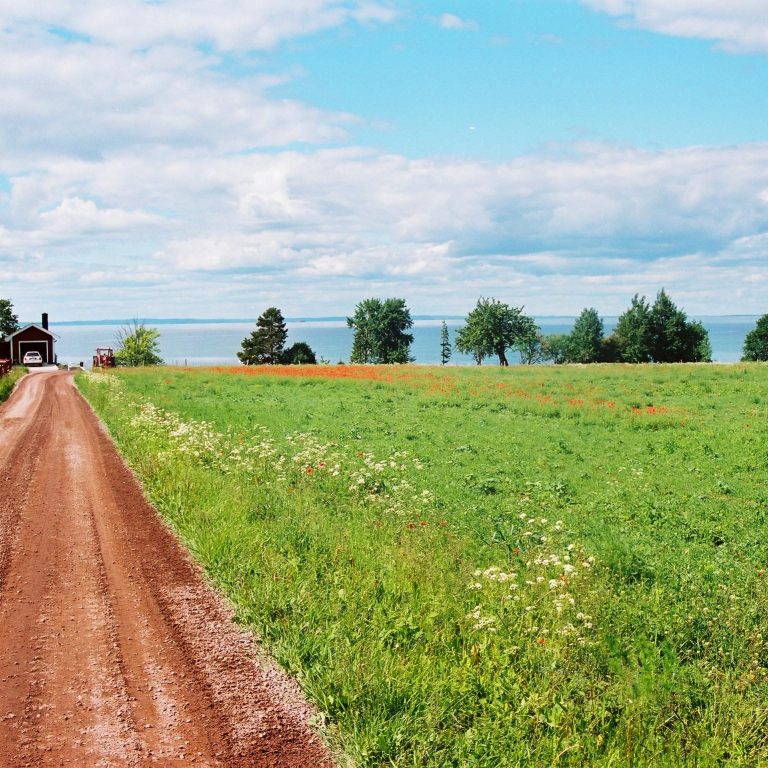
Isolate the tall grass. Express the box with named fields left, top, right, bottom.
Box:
left=79, top=363, right=768, bottom=767
left=0, top=367, right=27, bottom=403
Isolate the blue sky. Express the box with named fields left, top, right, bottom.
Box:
left=1, top=1, right=767, bottom=321
left=273, top=1, right=768, bottom=157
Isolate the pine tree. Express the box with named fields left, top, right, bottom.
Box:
left=238, top=307, right=288, bottom=365
left=614, top=294, right=653, bottom=363
left=440, top=321, right=452, bottom=365
left=567, top=308, right=604, bottom=363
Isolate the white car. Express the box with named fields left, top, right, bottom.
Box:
left=22, top=351, right=43, bottom=366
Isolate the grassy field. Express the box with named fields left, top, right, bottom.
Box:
left=78, top=363, right=768, bottom=767
left=1, top=367, right=27, bottom=403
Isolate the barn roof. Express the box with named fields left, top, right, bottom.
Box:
left=2, top=323, right=59, bottom=342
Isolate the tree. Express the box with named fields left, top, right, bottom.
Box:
left=613, top=294, right=653, bottom=363
left=238, top=307, right=288, bottom=365
left=348, top=298, right=414, bottom=364
left=684, top=320, right=712, bottom=363
left=599, top=334, right=620, bottom=363
left=613, top=290, right=711, bottom=363
left=542, top=334, right=571, bottom=364
left=649, top=289, right=691, bottom=363
left=440, top=321, right=452, bottom=365
left=742, top=314, right=768, bottom=361
left=455, top=297, right=535, bottom=366
left=280, top=342, right=317, bottom=365
left=517, top=331, right=549, bottom=365
left=567, top=308, right=604, bottom=363
left=0, top=299, right=19, bottom=337
left=115, top=321, right=163, bottom=366
left=455, top=320, right=488, bottom=365
left=514, top=315, right=545, bottom=364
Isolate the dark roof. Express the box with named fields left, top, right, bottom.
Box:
left=3, top=323, right=58, bottom=342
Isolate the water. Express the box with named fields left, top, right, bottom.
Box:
left=50, top=316, right=760, bottom=368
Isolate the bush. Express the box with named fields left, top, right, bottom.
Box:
left=280, top=342, right=317, bottom=365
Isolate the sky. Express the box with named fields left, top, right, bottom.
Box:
left=2, top=0, right=768, bottom=321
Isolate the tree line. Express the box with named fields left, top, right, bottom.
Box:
left=240, top=292, right=768, bottom=367
left=1, top=296, right=767, bottom=367
left=453, top=290, right=714, bottom=365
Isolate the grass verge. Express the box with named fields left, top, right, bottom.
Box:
left=0, top=367, right=27, bottom=403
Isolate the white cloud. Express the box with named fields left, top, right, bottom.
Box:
left=0, top=31, right=351, bottom=160
left=581, top=0, right=768, bottom=53
left=40, top=198, right=163, bottom=236
left=0, top=1, right=397, bottom=51
left=6, top=140, right=768, bottom=316
left=435, top=13, right=478, bottom=31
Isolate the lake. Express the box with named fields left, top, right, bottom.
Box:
left=50, top=316, right=760, bottom=368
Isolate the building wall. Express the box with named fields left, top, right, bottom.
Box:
left=12, top=327, right=54, bottom=364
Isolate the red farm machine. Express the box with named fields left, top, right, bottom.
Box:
left=92, top=347, right=116, bottom=368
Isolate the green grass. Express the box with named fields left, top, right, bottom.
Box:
left=0, top=367, right=27, bottom=403
left=78, top=363, right=768, bottom=767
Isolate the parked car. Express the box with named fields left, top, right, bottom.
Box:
left=22, top=351, right=43, bottom=366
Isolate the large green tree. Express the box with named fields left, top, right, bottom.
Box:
left=613, top=290, right=711, bottom=363
left=613, top=294, right=653, bottom=363
left=741, top=314, right=768, bottom=361
left=115, top=322, right=163, bottom=366
left=455, top=298, right=536, bottom=366
left=649, top=289, right=691, bottom=363
left=0, top=299, right=19, bottom=337
left=567, top=307, right=604, bottom=363
left=238, top=307, right=288, bottom=365
left=348, top=298, right=414, bottom=364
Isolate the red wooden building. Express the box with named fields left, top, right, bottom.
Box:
left=0, top=313, right=57, bottom=365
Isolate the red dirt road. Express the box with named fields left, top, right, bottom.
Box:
left=0, top=372, right=334, bottom=767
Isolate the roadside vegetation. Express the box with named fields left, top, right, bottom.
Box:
left=114, top=320, right=164, bottom=366
left=79, top=363, right=768, bottom=767
left=0, top=367, right=26, bottom=402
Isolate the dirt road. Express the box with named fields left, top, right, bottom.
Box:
left=0, top=372, right=334, bottom=767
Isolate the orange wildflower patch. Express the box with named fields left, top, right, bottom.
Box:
left=631, top=405, right=671, bottom=416
left=206, top=364, right=462, bottom=394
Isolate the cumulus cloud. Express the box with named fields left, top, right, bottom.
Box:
left=5, top=139, right=768, bottom=316
left=39, top=198, right=163, bottom=236
left=0, top=30, right=352, bottom=160
left=0, top=1, right=397, bottom=51
left=581, top=1, right=768, bottom=53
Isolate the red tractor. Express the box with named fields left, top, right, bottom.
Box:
left=93, top=347, right=116, bottom=368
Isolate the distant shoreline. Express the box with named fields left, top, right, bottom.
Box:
left=41, top=314, right=763, bottom=327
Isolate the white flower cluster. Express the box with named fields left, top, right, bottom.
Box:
left=347, top=449, right=425, bottom=504
left=286, top=432, right=342, bottom=477
left=81, top=369, right=124, bottom=394
left=83, top=374, right=437, bottom=518
left=468, top=516, right=596, bottom=646
left=468, top=605, right=497, bottom=632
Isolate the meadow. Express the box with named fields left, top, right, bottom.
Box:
left=78, top=363, right=768, bottom=767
